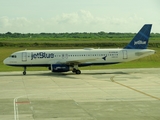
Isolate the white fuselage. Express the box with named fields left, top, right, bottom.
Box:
left=3, top=48, right=155, bottom=67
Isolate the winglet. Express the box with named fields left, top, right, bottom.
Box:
left=124, top=24, right=152, bottom=49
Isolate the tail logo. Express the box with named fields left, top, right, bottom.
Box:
left=134, top=40, right=146, bottom=45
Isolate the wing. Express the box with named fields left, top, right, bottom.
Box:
left=55, top=58, right=100, bottom=65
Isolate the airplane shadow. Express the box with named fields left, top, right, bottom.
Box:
left=82, top=71, right=129, bottom=75
left=0, top=71, right=129, bottom=78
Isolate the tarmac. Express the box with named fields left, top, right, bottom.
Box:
left=0, top=68, right=160, bottom=120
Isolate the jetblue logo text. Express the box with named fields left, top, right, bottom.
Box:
left=134, top=40, right=146, bottom=45
left=31, top=52, right=54, bottom=60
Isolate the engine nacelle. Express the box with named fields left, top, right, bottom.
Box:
left=51, top=64, right=72, bottom=72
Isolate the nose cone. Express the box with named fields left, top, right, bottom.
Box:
left=3, top=58, right=8, bottom=65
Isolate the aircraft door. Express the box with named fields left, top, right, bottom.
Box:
left=123, top=50, right=128, bottom=59
left=22, top=52, right=27, bottom=61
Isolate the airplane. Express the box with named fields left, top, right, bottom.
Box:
left=3, top=24, right=155, bottom=75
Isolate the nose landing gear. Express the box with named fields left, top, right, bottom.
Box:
left=23, top=66, right=26, bottom=75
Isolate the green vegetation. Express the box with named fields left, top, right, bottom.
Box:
left=1, top=32, right=160, bottom=40
left=0, top=32, right=160, bottom=72
left=1, top=41, right=160, bottom=48
left=0, top=32, right=160, bottom=48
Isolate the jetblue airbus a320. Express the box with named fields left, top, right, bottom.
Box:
left=3, top=24, right=155, bottom=75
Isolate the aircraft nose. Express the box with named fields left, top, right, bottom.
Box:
left=3, top=58, right=8, bottom=65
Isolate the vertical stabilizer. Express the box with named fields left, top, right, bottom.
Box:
left=124, top=24, right=152, bottom=49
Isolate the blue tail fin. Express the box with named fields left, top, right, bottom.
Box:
left=124, top=24, right=152, bottom=49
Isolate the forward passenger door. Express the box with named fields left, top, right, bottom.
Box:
left=22, top=52, right=27, bottom=62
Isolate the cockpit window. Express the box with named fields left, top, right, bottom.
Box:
left=10, top=55, right=17, bottom=58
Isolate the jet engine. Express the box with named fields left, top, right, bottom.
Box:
left=51, top=64, right=73, bottom=72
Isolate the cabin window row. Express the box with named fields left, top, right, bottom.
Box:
left=54, top=54, right=118, bottom=57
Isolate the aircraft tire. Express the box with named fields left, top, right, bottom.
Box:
left=72, top=68, right=76, bottom=73
left=23, top=71, right=26, bottom=75
left=76, top=70, right=81, bottom=74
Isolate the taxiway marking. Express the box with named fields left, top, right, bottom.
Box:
left=110, top=76, right=160, bottom=101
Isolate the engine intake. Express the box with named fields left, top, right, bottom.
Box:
left=51, top=64, right=72, bottom=72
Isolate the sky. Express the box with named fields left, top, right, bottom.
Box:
left=0, top=0, right=160, bottom=33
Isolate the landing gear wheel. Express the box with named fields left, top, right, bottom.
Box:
left=23, top=66, right=27, bottom=75
left=72, top=69, right=76, bottom=73
left=23, top=71, right=26, bottom=75
left=75, top=70, right=81, bottom=74
left=72, top=66, right=81, bottom=74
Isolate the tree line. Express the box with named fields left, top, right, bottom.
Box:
left=1, top=32, right=160, bottom=39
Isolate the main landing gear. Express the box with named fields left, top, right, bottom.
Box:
left=23, top=66, right=26, bottom=75
left=71, top=65, right=81, bottom=74
left=72, top=68, right=81, bottom=74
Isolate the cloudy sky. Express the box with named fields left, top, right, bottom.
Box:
left=0, top=0, right=160, bottom=33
